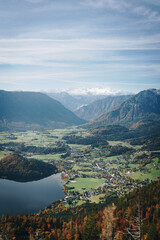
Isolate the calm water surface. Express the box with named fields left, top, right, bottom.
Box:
left=0, top=173, right=64, bottom=217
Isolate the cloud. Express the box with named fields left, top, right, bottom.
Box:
left=0, top=35, right=159, bottom=84
left=67, top=87, right=126, bottom=95
left=82, top=0, right=130, bottom=11
left=0, top=0, right=159, bottom=92
left=26, top=0, right=44, bottom=3
left=83, top=0, right=160, bottom=22
left=33, top=3, right=77, bottom=12
left=142, top=0, right=160, bottom=6
left=132, top=5, right=160, bottom=22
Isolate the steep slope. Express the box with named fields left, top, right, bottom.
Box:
left=0, top=90, right=85, bottom=129
left=86, top=89, right=160, bottom=128
left=74, top=95, right=132, bottom=121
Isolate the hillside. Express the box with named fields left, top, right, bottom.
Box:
left=86, top=89, right=160, bottom=128
left=89, top=119, right=160, bottom=142
left=74, top=95, right=132, bottom=121
left=0, top=90, right=85, bottom=130
left=0, top=153, right=57, bottom=181
left=0, top=181, right=159, bottom=239
left=47, top=92, right=108, bottom=111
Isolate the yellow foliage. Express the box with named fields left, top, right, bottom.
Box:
left=100, top=204, right=116, bottom=240
left=144, top=233, right=148, bottom=240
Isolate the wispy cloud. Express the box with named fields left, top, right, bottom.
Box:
left=83, top=0, right=160, bottom=22
left=0, top=0, right=159, bottom=92
left=142, top=0, right=160, bottom=6
left=33, top=3, right=77, bottom=12
left=132, top=6, right=160, bottom=22
left=0, top=36, right=159, bottom=66
left=82, top=0, right=130, bottom=11
left=26, top=0, right=44, bottom=3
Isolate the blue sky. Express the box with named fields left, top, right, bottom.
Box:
left=0, top=0, right=160, bottom=94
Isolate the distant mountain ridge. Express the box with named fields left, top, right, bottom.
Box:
left=0, top=90, right=85, bottom=130
left=86, top=89, right=160, bottom=128
left=47, top=92, right=111, bottom=111
left=74, top=95, right=132, bottom=121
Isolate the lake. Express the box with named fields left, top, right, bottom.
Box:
left=0, top=173, right=64, bottom=217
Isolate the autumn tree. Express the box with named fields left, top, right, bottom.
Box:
left=100, top=204, right=116, bottom=240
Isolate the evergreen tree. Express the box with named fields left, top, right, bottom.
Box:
left=147, top=223, right=158, bottom=240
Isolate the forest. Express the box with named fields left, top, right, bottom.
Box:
left=0, top=181, right=159, bottom=240
left=0, top=153, right=57, bottom=181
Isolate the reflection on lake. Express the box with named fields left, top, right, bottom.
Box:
left=0, top=173, right=64, bottom=217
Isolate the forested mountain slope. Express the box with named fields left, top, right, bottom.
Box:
left=86, top=89, right=160, bottom=128
left=75, top=95, right=132, bottom=121
left=0, top=90, right=85, bottom=129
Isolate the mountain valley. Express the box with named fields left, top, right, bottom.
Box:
left=0, top=88, right=160, bottom=240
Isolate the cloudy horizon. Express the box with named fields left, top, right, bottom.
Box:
left=0, top=0, right=160, bottom=93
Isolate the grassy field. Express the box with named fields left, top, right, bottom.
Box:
left=108, top=141, right=142, bottom=150
left=68, top=144, right=88, bottom=150
left=153, top=158, right=159, bottom=164
left=128, top=163, right=138, bottom=169
left=28, top=153, right=62, bottom=161
left=103, top=155, right=121, bottom=162
left=0, top=151, right=11, bottom=160
left=67, top=177, right=106, bottom=194
left=130, top=169, right=160, bottom=181
left=89, top=194, right=105, bottom=203
left=78, top=171, right=98, bottom=176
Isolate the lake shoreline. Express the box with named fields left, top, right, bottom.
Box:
left=0, top=173, right=65, bottom=218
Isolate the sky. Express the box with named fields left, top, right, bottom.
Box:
left=0, top=0, right=160, bottom=94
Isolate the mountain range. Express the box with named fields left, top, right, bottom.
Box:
left=0, top=89, right=160, bottom=131
left=74, top=95, right=132, bottom=121
left=47, top=92, right=110, bottom=111
left=0, top=90, right=85, bottom=130
left=86, top=89, right=160, bottom=128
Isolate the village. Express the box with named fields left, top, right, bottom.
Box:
left=0, top=129, right=159, bottom=208
left=59, top=144, right=153, bottom=207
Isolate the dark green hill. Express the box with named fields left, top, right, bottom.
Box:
left=86, top=89, right=160, bottom=128
left=0, top=153, right=57, bottom=181
left=0, top=90, right=86, bottom=129
left=74, top=95, right=132, bottom=121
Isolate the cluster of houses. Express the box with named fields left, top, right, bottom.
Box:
left=60, top=145, right=154, bottom=206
